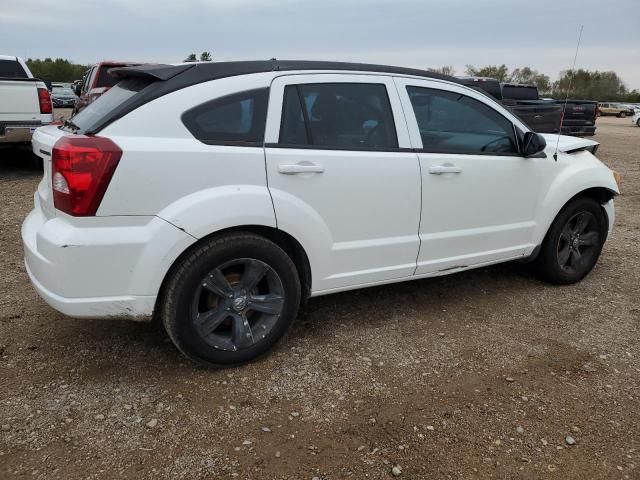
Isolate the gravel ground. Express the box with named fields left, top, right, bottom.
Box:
left=0, top=115, right=638, bottom=479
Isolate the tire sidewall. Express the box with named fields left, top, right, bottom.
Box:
left=164, top=234, right=301, bottom=366
left=538, top=197, right=607, bottom=284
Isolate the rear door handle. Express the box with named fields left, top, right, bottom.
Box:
left=278, top=163, right=325, bottom=174
left=428, top=164, right=462, bottom=175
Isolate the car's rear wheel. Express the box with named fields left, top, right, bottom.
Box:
left=618, top=112, right=627, bottom=118
left=160, top=232, right=301, bottom=366
left=533, top=197, right=607, bottom=284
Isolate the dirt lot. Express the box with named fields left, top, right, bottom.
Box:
left=0, top=115, right=638, bottom=479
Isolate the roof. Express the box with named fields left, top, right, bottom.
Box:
left=109, top=59, right=462, bottom=85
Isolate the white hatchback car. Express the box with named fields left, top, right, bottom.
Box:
left=23, top=61, right=620, bottom=365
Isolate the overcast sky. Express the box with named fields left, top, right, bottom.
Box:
left=2, top=0, right=639, bottom=89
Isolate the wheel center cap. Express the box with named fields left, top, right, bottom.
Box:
left=232, top=296, right=247, bottom=312
left=572, top=238, right=579, bottom=248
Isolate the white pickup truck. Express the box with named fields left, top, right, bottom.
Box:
left=0, top=55, right=53, bottom=147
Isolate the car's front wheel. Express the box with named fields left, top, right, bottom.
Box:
left=160, top=232, right=301, bottom=366
left=534, top=197, right=607, bottom=284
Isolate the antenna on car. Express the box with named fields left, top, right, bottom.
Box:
left=554, top=25, right=584, bottom=161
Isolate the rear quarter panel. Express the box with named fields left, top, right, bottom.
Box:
left=97, top=72, right=278, bottom=237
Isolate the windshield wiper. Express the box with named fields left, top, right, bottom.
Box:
left=63, top=118, right=80, bottom=131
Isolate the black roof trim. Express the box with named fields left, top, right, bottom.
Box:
left=85, top=60, right=462, bottom=135
left=110, top=59, right=462, bottom=85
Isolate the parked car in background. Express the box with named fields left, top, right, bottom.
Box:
left=458, top=77, right=598, bottom=136
left=0, top=55, right=52, bottom=148
left=23, top=60, right=619, bottom=366
left=598, top=103, right=634, bottom=117
left=73, top=61, right=141, bottom=114
left=458, top=77, right=562, bottom=134
left=51, top=83, right=77, bottom=108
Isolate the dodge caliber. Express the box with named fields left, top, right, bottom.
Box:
left=22, top=60, right=620, bottom=366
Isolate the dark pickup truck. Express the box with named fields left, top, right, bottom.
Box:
left=458, top=77, right=597, bottom=136
left=502, top=83, right=597, bottom=137
left=458, top=77, right=561, bottom=134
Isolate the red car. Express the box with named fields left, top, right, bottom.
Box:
left=73, top=61, right=142, bottom=114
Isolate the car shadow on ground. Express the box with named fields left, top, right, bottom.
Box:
left=31, top=260, right=539, bottom=378
left=0, top=146, right=42, bottom=176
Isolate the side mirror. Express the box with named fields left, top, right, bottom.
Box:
left=522, top=131, right=547, bottom=158
left=73, top=84, right=82, bottom=96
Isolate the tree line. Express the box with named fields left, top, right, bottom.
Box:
left=429, top=64, right=640, bottom=102
left=23, top=57, right=639, bottom=102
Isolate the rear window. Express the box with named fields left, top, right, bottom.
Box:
left=67, top=78, right=153, bottom=133
left=502, top=85, right=539, bottom=100
left=0, top=59, right=28, bottom=79
left=95, top=66, right=122, bottom=88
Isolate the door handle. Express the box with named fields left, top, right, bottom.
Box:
left=428, top=164, right=462, bottom=175
left=278, top=163, right=325, bottom=174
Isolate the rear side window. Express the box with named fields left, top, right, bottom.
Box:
left=0, top=59, right=28, bottom=79
left=182, top=88, right=269, bottom=146
left=407, top=86, right=517, bottom=155
left=95, top=66, right=121, bottom=88
left=279, top=83, right=398, bottom=150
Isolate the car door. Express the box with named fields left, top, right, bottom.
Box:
left=264, top=74, right=421, bottom=293
left=394, top=77, right=543, bottom=275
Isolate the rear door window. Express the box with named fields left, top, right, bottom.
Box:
left=279, top=83, right=398, bottom=149
left=0, top=59, right=28, bottom=78
left=182, top=88, right=269, bottom=146
left=407, top=86, right=518, bottom=155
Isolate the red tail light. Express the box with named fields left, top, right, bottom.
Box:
left=37, top=88, right=52, bottom=114
left=52, top=136, right=122, bottom=216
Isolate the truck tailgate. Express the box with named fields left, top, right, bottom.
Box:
left=0, top=79, right=42, bottom=121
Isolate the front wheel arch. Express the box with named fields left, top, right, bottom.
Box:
left=529, top=187, right=615, bottom=262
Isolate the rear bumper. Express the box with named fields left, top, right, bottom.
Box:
left=561, top=125, right=596, bottom=137
left=0, top=123, right=43, bottom=143
left=22, top=200, right=195, bottom=320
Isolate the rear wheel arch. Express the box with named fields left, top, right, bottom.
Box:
left=155, top=225, right=312, bottom=318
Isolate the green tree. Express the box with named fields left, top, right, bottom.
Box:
left=183, top=53, right=197, bottom=62
left=509, top=67, right=551, bottom=94
left=200, top=51, right=212, bottom=62
left=26, top=58, right=89, bottom=82
left=427, top=65, right=455, bottom=76
left=465, top=64, right=510, bottom=81
left=552, top=69, right=628, bottom=101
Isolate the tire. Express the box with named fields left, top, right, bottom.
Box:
left=618, top=112, right=626, bottom=118
left=160, top=232, right=301, bottom=366
left=533, top=197, right=607, bottom=284
left=636, top=118, right=640, bottom=127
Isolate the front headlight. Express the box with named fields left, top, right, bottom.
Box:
left=612, top=170, right=622, bottom=190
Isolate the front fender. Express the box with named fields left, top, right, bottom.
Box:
left=157, top=185, right=277, bottom=239
left=532, top=153, right=619, bottom=245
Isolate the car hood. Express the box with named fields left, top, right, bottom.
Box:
left=540, top=134, right=599, bottom=154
